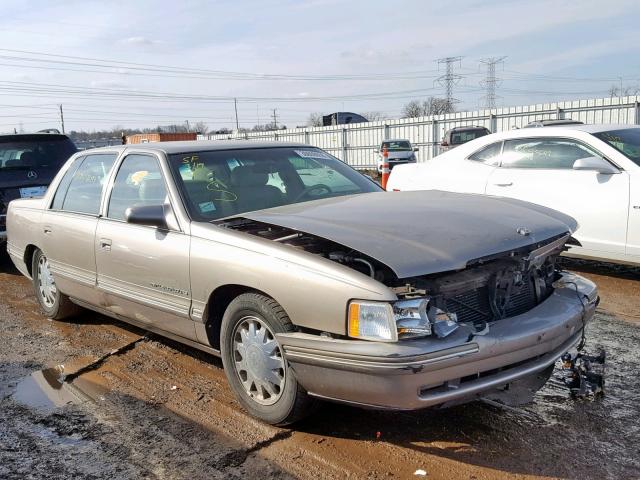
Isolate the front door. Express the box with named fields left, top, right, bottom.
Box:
left=627, top=175, right=640, bottom=258
left=486, top=137, right=630, bottom=257
left=42, top=153, right=118, bottom=305
left=95, top=153, right=194, bottom=340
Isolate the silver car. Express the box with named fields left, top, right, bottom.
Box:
left=7, top=141, right=598, bottom=425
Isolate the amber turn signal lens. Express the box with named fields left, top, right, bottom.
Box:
left=348, top=303, right=360, bottom=337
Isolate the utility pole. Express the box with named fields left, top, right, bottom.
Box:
left=59, top=104, right=65, bottom=134
left=185, top=119, right=191, bottom=132
left=436, top=57, right=463, bottom=110
left=234, top=98, right=240, bottom=130
left=271, top=108, right=278, bottom=129
left=479, top=57, right=506, bottom=109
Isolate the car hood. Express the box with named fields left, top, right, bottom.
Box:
left=239, top=191, right=577, bottom=278
left=385, top=150, right=414, bottom=160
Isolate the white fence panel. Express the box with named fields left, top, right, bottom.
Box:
left=198, top=95, right=640, bottom=169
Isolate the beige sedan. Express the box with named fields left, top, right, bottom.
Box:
left=7, top=141, right=598, bottom=424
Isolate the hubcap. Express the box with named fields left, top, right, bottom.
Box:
left=232, top=316, right=286, bottom=406
left=37, top=255, right=57, bottom=308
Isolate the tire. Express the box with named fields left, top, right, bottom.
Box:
left=220, top=292, right=316, bottom=425
left=31, top=249, right=80, bottom=320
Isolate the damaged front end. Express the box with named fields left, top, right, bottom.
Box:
left=223, top=218, right=573, bottom=343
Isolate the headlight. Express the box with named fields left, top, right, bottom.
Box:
left=348, top=301, right=397, bottom=342
left=348, top=298, right=459, bottom=342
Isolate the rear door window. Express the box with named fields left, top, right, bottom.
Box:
left=59, top=154, right=117, bottom=215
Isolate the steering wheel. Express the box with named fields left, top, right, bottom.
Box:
left=293, top=184, right=332, bottom=201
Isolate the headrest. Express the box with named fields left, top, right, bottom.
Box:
left=230, top=165, right=268, bottom=187
left=139, top=178, right=167, bottom=203
left=18, top=151, right=36, bottom=164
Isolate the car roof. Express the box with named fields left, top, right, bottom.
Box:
left=0, top=133, right=71, bottom=140
left=382, top=138, right=411, bottom=142
left=82, top=140, right=311, bottom=155
left=448, top=126, right=489, bottom=132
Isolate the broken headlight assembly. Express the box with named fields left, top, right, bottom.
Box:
left=347, top=298, right=459, bottom=342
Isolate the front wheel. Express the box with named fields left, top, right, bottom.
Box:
left=220, top=293, right=316, bottom=425
left=31, top=249, right=79, bottom=320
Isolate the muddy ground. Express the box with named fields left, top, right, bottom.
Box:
left=0, top=254, right=639, bottom=480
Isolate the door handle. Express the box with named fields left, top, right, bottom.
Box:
left=493, top=182, right=513, bottom=187
left=99, top=238, right=112, bottom=252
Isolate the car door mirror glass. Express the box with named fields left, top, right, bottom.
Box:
left=125, top=204, right=169, bottom=229
left=572, top=156, right=619, bottom=174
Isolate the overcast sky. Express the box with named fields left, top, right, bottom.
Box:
left=1, top=0, right=639, bottom=133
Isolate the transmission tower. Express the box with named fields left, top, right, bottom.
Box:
left=436, top=57, right=463, bottom=108
left=479, top=57, right=506, bottom=109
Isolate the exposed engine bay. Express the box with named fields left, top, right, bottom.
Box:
left=224, top=218, right=569, bottom=331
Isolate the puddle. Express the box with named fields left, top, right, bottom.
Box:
left=13, top=365, right=95, bottom=410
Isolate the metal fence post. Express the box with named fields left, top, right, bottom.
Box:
left=384, top=124, right=390, bottom=140
left=635, top=101, right=640, bottom=125
left=431, top=118, right=439, bottom=160
left=304, top=131, right=310, bottom=145
left=489, top=113, right=497, bottom=133
left=342, top=128, right=348, bottom=163
left=556, top=107, right=564, bottom=120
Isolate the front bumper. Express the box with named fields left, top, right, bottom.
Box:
left=278, top=272, right=598, bottom=410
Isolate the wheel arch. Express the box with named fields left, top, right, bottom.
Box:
left=23, top=244, right=40, bottom=277
left=204, top=284, right=279, bottom=350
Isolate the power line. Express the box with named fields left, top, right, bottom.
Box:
left=479, top=57, right=506, bottom=109
left=436, top=57, right=463, bottom=108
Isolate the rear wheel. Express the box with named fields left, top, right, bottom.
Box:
left=220, top=292, right=316, bottom=425
left=32, top=249, right=79, bottom=320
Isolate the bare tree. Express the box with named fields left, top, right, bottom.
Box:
left=609, top=84, right=640, bottom=98
left=307, top=112, right=323, bottom=127
left=362, top=111, right=387, bottom=121
left=401, top=100, right=424, bottom=118
left=401, top=97, right=455, bottom=118
left=191, top=121, right=209, bottom=134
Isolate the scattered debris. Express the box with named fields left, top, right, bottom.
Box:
left=561, top=348, right=606, bottom=398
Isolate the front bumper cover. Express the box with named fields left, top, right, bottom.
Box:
left=277, top=272, right=598, bottom=410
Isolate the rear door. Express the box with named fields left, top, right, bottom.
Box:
left=41, top=153, right=118, bottom=304
left=96, top=153, right=194, bottom=340
left=486, top=137, right=629, bottom=256
left=627, top=174, right=640, bottom=258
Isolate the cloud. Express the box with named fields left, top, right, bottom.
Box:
left=121, top=36, right=158, bottom=46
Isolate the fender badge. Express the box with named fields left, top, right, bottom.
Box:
left=517, top=227, right=531, bottom=236
left=27, top=170, right=38, bottom=179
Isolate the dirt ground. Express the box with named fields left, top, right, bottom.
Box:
left=1, top=254, right=639, bottom=480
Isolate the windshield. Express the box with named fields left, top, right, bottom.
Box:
left=593, top=128, right=640, bottom=167
left=0, top=135, right=77, bottom=171
left=451, top=129, right=489, bottom=145
left=381, top=140, right=411, bottom=151
left=169, top=147, right=381, bottom=221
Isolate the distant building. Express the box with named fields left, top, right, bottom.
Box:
left=322, top=112, right=368, bottom=126
left=125, top=132, right=197, bottom=144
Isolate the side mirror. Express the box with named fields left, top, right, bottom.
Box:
left=572, top=156, right=619, bottom=175
left=125, top=204, right=169, bottom=228
left=413, top=147, right=419, bottom=152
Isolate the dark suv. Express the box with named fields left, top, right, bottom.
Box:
left=441, top=126, right=490, bottom=151
left=0, top=133, right=77, bottom=245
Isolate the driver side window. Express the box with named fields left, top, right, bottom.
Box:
left=500, top=138, right=602, bottom=169
left=107, top=154, right=168, bottom=221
